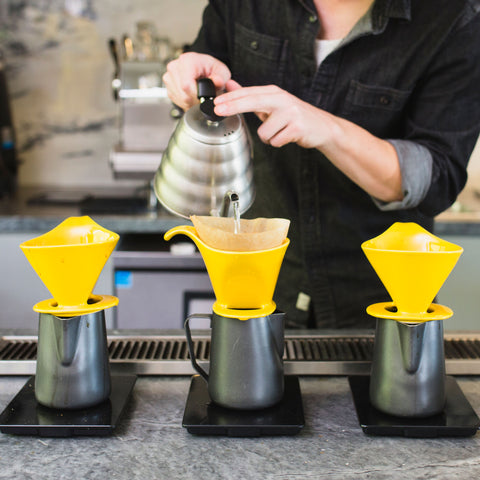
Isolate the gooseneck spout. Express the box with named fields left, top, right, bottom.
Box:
left=220, top=190, right=239, bottom=217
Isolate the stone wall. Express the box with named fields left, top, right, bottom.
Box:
left=0, top=0, right=207, bottom=187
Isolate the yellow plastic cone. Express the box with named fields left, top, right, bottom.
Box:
left=362, top=222, right=462, bottom=316
left=164, top=225, right=289, bottom=319
left=20, top=216, right=119, bottom=312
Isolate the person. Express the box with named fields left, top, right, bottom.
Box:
left=163, top=0, right=480, bottom=329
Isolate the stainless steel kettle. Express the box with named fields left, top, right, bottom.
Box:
left=154, top=78, right=255, bottom=218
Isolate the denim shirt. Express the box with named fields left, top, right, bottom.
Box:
left=190, top=0, right=480, bottom=328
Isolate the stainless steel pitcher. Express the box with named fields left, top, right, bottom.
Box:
left=185, top=311, right=285, bottom=410
left=35, top=310, right=111, bottom=409
left=369, top=318, right=446, bottom=417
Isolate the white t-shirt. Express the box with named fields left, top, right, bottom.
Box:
left=314, top=38, right=342, bottom=66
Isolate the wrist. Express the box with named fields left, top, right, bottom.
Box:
left=315, top=110, right=343, bottom=153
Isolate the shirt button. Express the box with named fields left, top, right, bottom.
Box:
left=379, top=95, right=391, bottom=105
left=250, top=40, right=259, bottom=50
left=309, top=14, right=317, bottom=23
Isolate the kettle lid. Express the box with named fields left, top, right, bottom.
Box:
left=183, top=105, right=245, bottom=145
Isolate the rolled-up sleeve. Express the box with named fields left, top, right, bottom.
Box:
left=402, top=11, right=480, bottom=216
left=372, top=139, right=433, bottom=211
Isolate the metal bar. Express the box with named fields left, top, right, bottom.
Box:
left=1, top=332, right=480, bottom=376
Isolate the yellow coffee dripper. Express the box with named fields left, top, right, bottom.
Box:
left=164, top=225, right=289, bottom=319
left=20, top=216, right=119, bottom=316
left=361, top=222, right=463, bottom=322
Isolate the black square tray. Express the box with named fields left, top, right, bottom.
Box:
left=183, top=375, right=304, bottom=437
left=349, top=375, right=480, bottom=437
left=0, top=375, right=137, bottom=437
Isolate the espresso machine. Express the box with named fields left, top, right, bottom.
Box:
left=0, top=217, right=136, bottom=436
left=349, top=222, right=480, bottom=437
left=0, top=49, right=18, bottom=199
left=106, top=22, right=179, bottom=212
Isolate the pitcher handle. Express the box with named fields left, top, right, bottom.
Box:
left=184, top=314, right=211, bottom=382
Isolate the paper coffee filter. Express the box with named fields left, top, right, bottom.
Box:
left=190, top=216, right=290, bottom=251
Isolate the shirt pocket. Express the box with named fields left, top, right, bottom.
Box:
left=341, top=80, right=413, bottom=134
left=232, top=22, right=289, bottom=87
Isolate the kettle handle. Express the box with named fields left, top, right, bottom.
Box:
left=184, top=313, right=211, bottom=382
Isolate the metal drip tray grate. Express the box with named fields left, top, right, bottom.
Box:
left=1, top=331, right=480, bottom=375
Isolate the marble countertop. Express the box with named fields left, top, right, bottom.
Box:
left=1, top=375, right=480, bottom=479
left=2, top=185, right=480, bottom=236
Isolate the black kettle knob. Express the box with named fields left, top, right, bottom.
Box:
left=197, top=78, right=217, bottom=98
left=197, top=78, right=224, bottom=122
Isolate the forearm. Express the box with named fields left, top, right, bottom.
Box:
left=316, top=111, right=403, bottom=202
left=215, top=86, right=412, bottom=204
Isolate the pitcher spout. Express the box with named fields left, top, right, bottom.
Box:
left=52, top=315, right=82, bottom=367
left=397, top=321, right=426, bottom=374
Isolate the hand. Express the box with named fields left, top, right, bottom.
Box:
left=162, top=52, right=233, bottom=111
left=214, top=85, right=331, bottom=149
left=214, top=84, right=403, bottom=202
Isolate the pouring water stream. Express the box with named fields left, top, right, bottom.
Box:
left=232, top=196, right=241, bottom=234
left=219, top=190, right=241, bottom=233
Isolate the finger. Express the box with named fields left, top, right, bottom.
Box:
left=164, top=78, right=197, bottom=110
left=225, top=79, right=242, bottom=92
left=214, top=93, right=275, bottom=117
left=164, top=53, right=232, bottom=109
left=257, top=114, right=289, bottom=144
left=256, top=112, right=269, bottom=122
left=268, top=126, right=294, bottom=148
left=214, top=87, right=283, bottom=117
left=215, top=85, right=281, bottom=104
left=163, top=61, right=198, bottom=109
left=163, top=70, right=195, bottom=99
left=180, top=52, right=230, bottom=84
left=208, top=69, right=232, bottom=91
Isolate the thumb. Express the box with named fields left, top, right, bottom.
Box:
left=207, top=64, right=233, bottom=91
